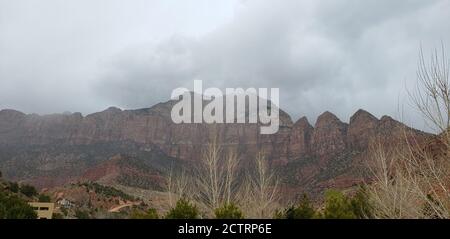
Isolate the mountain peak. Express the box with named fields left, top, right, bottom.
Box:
left=311, top=111, right=348, bottom=158
left=350, top=109, right=378, bottom=125
left=103, top=107, right=122, bottom=113
left=315, top=111, right=343, bottom=127
left=294, top=116, right=313, bottom=129
left=0, top=109, right=25, bottom=116
left=380, top=115, right=395, bottom=122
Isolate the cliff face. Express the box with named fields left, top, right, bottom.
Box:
left=0, top=101, right=296, bottom=164
left=0, top=100, right=431, bottom=196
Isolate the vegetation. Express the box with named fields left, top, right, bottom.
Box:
left=273, top=188, right=373, bottom=220
left=276, top=194, right=316, bottom=219
left=129, top=208, right=159, bottom=219
left=9, top=182, right=19, bottom=193
left=81, top=182, right=134, bottom=201
left=321, top=190, right=356, bottom=219
left=350, top=186, right=373, bottom=219
left=166, top=140, right=279, bottom=219
left=215, top=203, right=244, bottom=219
left=0, top=191, right=37, bottom=219
left=52, top=213, right=64, bottom=219
left=165, top=198, right=200, bottom=219
left=74, top=209, right=90, bottom=219
left=38, top=194, right=52, bottom=203
left=368, top=46, right=450, bottom=219
left=19, top=184, right=38, bottom=197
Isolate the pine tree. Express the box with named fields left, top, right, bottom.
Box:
left=165, top=198, right=199, bottom=219
left=322, top=190, right=356, bottom=219
left=215, top=203, right=244, bottom=219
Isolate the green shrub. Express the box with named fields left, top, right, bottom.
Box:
left=321, top=190, right=356, bottom=219
left=215, top=204, right=244, bottom=219
left=130, top=208, right=159, bottom=219
left=350, top=186, right=373, bottom=219
left=75, top=209, right=90, bottom=219
left=82, top=182, right=134, bottom=201
left=20, top=184, right=37, bottom=197
left=9, top=182, right=19, bottom=193
left=165, top=199, right=199, bottom=219
left=60, top=207, right=68, bottom=216
left=38, top=194, right=51, bottom=203
left=52, top=213, right=64, bottom=219
left=285, top=194, right=317, bottom=219
left=0, top=191, right=37, bottom=219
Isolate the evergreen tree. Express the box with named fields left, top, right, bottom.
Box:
left=0, top=191, right=37, bottom=219
left=20, top=184, right=37, bottom=197
left=38, top=194, right=51, bottom=203
left=74, top=209, right=90, bottom=219
left=322, top=190, right=356, bottom=219
left=9, top=182, right=19, bottom=193
left=165, top=199, right=199, bottom=219
left=275, top=194, right=316, bottom=219
left=215, top=203, right=244, bottom=219
left=288, top=194, right=316, bottom=219
left=350, top=186, right=373, bottom=219
left=130, top=208, right=159, bottom=219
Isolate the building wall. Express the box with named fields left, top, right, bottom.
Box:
left=29, top=202, right=55, bottom=219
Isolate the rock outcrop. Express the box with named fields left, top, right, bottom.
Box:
left=0, top=100, right=431, bottom=197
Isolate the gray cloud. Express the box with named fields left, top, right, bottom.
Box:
left=1, top=0, right=450, bottom=130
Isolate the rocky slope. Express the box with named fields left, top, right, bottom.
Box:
left=0, top=99, right=432, bottom=197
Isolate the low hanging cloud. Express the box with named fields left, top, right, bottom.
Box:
left=96, top=0, right=450, bottom=129
left=1, top=0, right=449, bottom=130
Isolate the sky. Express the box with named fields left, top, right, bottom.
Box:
left=1, top=0, right=450, bottom=130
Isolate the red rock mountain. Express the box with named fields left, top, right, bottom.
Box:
left=0, top=99, right=431, bottom=197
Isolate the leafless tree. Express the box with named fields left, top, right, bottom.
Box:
left=165, top=137, right=280, bottom=218
left=369, top=45, right=450, bottom=219
left=190, top=138, right=242, bottom=216
left=368, top=141, right=423, bottom=218
left=166, top=165, right=192, bottom=208
left=240, top=151, right=280, bottom=219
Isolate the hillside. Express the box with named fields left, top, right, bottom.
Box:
left=0, top=99, right=432, bottom=199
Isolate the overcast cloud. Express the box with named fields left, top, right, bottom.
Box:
left=1, top=0, right=449, bottom=130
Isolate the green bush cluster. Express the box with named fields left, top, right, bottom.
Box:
left=38, top=194, right=52, bottom=203
left=19, top=184, right=38, bottom=197
left=0, top=191, right=37, bottom=219
left=74, top=209, right=90, bottom=219
left=275, top=194, right=316, bottom=219
left=165, top=199, right=200, bottom=219
left=130, top=208, right=159, bottom=219
left=276, top=187, right=373, bottom=219
left=215, top=203, right=244, bottom=219
left=9, top=182, right=19, bottom=193
left=81, top=182, right=134, bottom=201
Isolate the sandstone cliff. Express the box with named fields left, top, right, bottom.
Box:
left=0, top=100, right=431, bottom=197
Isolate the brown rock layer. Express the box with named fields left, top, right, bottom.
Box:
left=0, top=101, right=432, bottom=196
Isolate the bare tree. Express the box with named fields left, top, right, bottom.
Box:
left=368, top=141, right=423, bottom=218
left=224, top=149, right=239, bottom=205
left=196, top=139, right=222, bottom=210
left=166, top=165, right=192, bottom=208
left=164, top=137, right=281, bottom=218
left=369, top=45, right=450, bottom=219
left=406, top=45, right=450, bottom=218
left=411, top=45, right=450, bottom=135
left=241, top=151, right=280, bottom=219
left=191, top=138, right=241, bottom=216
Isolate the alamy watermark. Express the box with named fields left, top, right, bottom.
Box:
left=170, top=80, right=280, bottom=134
